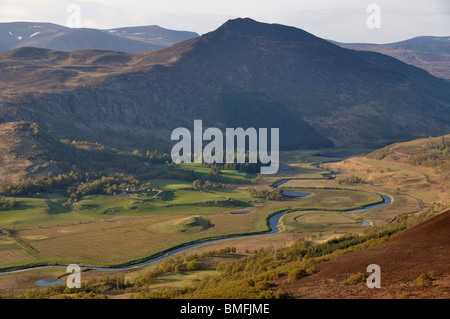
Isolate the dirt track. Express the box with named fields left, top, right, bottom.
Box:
left=279, top=210, right=450, bottom=299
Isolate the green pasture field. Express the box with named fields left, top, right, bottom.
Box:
left=0, top=197, right=94, bottom=228
left=254, top=187, right=383, bottom=213
left=150, top=179, right=192, bottom=190
left=0, top=175, right=264, bottom=270
left=281, top=210, right=369, bottom=236
left=279, top=148, right=372, bottom=164
left=0, top=162, right=396, bottom=274
left=0, top=183, right=255, bottom=229
left=279, top=187, right=383, bottom=211
left=0, top=206, right=272, bottom=270
left=178, top=163, right=257, bottom=183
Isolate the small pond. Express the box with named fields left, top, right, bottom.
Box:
left=35, top=279, right=64, bottom=287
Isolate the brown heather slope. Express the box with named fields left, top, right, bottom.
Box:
left=0, top=42, right=194, bottom=102
left=336, top=36, right=450, bottom=80
left=0, top=122, right=60, bottom=184
left=1, top=18, right=450, bottom=152
left=339, top=45, right=450, bottom=80
left=328, top=135, right=450, bottom=208
left=279, top=210, right=450, bottom=299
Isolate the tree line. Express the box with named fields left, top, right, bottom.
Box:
left=0, top=172, right=138, bottom=200
left=201, top=152, right=262, bottom=175
left=0, top=198, right=16, bottom=211
left=244, top=187, right=283, bottom=200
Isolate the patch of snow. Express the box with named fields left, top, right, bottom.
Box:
left=8, top=31, right=12, bottom=36
left=17, top=36, right=22, bottom=40
left=132, top=32, right=145, bottom=35
left=33, top=26, right=44, bottom=28
left=29, top=32, right=40, bottom=38
left=108, top=30, right=117, bottom=33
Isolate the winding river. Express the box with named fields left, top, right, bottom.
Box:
left=0, top=193, right=392, bottom=278
left=0, top=212, right=287, bottom=276
left=0, top=165, right=393, bottom=278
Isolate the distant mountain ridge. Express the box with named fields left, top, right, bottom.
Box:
left=334, top=36, right=450, bottom=80
left=0, top=18, right=449, bottom=152
left=0, top=22, right=199, bottom=53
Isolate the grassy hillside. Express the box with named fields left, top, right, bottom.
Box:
left=2, top=19, right=450, bottom=151
left=0, top=122, right=60, bottom=184
left=367, top=134, right=450, bottom=172
left=0, top=131, right=448, bottom=299
left=329, top=135, right=450, bottom=210
left=337, top=36, right=450, bottom=80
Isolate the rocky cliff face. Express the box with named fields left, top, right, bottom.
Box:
left=0, top=18, right=449, bottom=151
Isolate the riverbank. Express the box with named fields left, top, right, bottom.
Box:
left=0, top=188, right=393, bottom=276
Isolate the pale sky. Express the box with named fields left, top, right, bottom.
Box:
left=0, top=0, right=449, bottom=43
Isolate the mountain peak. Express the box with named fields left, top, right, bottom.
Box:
left=208, top=17, right=326, bottom=45
left=220, top=17, right=260, bottom=27
left=217, top=17, right=287, bottom=34
left=1, top=19, right=450, bottom=152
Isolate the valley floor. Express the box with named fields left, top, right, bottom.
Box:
left=0, top=148, right=448, bottom=299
